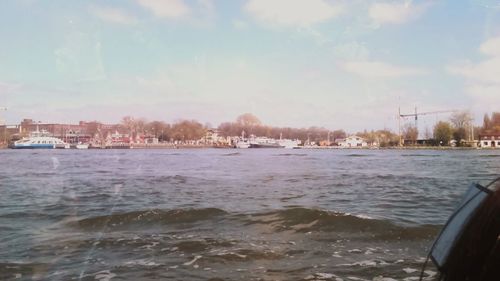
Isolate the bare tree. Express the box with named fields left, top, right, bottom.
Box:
left=450, top=111, right=472, bottom=129
left=236, top=113, right=261, bottom=127
left=450, top=111, right=473, bottom=142
left=403, top=123, right=419, bottom=143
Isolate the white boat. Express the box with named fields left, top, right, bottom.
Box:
left=235, top=130, right=251, bottom=148
left=235, top=139, right=250, bottom=148
left=278, top=139, right=301, bottom=149
left=75, top=143, right=89, bottom=149
left=13, top=129, right=68, bottom=149
left=249, top=137, right=284, bottom=148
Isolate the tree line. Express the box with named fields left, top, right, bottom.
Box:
left=117, top=116, right=206, bottom=142
left=216, top=113, right=346, bottom=144
left=397, top=111, right=500, bottom=146
left=116, top=113, right=347, bottom=144
left=114, top=111, right=500, bottom=146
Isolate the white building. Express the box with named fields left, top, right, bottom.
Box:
left=479, top=134, right=500, bottom=148
left=338, top=135, right=368, bottom=148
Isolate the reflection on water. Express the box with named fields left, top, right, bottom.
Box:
left=0, top=149, right=499, bottom=280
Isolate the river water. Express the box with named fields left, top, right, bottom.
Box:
left=1, top=149, right=499, bottom=281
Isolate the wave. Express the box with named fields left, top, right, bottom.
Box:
left=241, top=208, right=439, bottom=240
left=71, top=208, right=227, bottom=230
left=147, top=175, right=188, bottom=184
left=70, top=206, right=439, bottom=240
left=401, top=154, right=440, bottom=157
left=479, top=154, right=500, bottom=158
left=222, top=152, right=240, bottom=156
left=273, top=153, right=307, bottom=157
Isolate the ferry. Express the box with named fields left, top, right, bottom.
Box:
left=249, top=137, right=285, bottom=148
left=13, top=129, right=69, bottom=149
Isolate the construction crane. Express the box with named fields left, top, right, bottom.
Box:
left=0, top=107, right=7, bottom=145
left=0, top=107, right=6, bottom=125
left=398, top=107, right=457, bottom=146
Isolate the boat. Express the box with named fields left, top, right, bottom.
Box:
left=249, top=137, right=284, bottom=148
left=234, top=130, right=251, bottom=148
left=12, top=129, right=68, bottom=149
left=235, top=139, right=250, bottom=148
left=278, top=139, right=301, bottom=149
left=75, top=143, right=89, bottom=149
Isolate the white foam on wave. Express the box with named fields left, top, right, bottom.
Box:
left=183, top=255, right=202, bottom=266
left=346, top=276, right=367, bottom=280
left=372, top=277, right=397, bottom=281
left=403, top=267, right=418, bottom=274
left=94, top=270, right=116, bottom=281
left=124, top=259, right=160, bottom=267
left=338, top=259, right=389, bottom=267
left=354, top=214, right=373, bottom=220
left=305, top=272, right=342, bottom=280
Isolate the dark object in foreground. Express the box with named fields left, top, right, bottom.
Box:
left=422, top=177, right=500, bottom=281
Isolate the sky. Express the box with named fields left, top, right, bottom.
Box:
left=0, top=0, right=499, bottom=133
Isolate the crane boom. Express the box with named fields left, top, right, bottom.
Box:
left=398, top=107, right=458, bottom=146
left=400, top=109, right=457, bottom=118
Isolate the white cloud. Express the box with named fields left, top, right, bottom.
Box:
left=479, top=36, right=500, bottom=56
left=137, top=0, right=190, bottom=19
left=448, top=35, right=500, bottom=85
left=369, top=0, right=429, bottom=25
left=341, top=60, right=428, bottom=78
left=244, top=0, right=343, bottom=27
left=448, top=57, right=500, bottom=84
left=90, top=5, right=137, bottom=25
left=447, top=35, right=500, bottom=110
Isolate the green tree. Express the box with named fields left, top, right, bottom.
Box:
left=434, top=121, right=453, bottom=146
left=453, top=127, right=467, bottom=146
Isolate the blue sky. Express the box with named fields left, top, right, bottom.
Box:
left=0, top=0, right=499, bottom=133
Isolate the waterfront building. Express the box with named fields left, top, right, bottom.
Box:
left=337, top=135, right=368, bottom=148
left=479, top=133, right=500, bottom=148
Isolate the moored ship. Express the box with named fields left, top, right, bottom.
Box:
left=249, top=137, right=284, bottom=148
left=12, top=129, right=68, bottom=149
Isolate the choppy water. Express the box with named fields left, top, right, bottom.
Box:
left=1, top=149, right=499, bottom=281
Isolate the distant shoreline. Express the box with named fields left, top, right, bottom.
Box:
left=0, top=145, right=496, bottom=151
